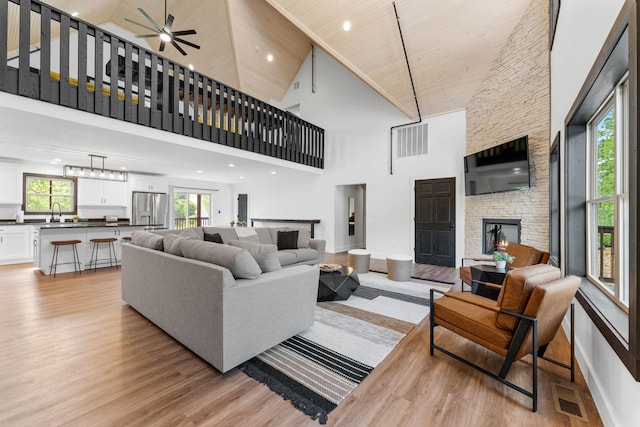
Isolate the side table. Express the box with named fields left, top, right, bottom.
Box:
left=470, top=264, right=509, bottom=300
left=317, top=266, right=360, bottom=301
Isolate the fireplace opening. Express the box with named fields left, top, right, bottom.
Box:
left=482, top=218, right=521, bottom=254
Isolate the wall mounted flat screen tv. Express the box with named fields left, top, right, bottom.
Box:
left=464, top=136, right=530, bottom=196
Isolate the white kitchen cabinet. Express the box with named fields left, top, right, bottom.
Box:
left=78, top=179, right=127, bottom=206
left=0, top=163, right=21, bottom=204
left=0, top=226, right=32, bottom=265
left=129, top=174, right=168, bottom=193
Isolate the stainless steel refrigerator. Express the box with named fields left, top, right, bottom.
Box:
left=131, top=192, right=169, bottom=228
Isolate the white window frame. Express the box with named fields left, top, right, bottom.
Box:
left=585, top=74, right=629, bottom=309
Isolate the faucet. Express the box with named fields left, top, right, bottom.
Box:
left=51, top=202, right=62, bottom=222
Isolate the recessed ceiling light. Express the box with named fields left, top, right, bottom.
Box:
left=188, top=64, right=194, bottom=70
left=240, top=176, right=245, bottom=179
left=196, top=169, right=203, bottom=173
left=270, top=171, right=277, bottom=175
left=71, top=11, right=79, bottom=17
left=120, top=166, right=127, bottom=170
left=343, top=21, right=351, bottom=31
left=267, top=54, right=274, bottom=62
left=53, top=158, right=61, bottom=162
left=228, top=163, right=235, bottom=167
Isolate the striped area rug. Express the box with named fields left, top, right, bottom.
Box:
left=239, top=273, right=448, bottom=424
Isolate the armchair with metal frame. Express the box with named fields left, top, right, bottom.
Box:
left=430, top=264, right=580, bottom=411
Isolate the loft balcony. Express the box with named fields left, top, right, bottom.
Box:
left=0, top=0, right=324, bottom=169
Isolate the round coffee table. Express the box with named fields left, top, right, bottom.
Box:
left=317, top=265, right=360, bottom=302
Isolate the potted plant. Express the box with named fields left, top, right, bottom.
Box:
left=229, top=220, right=235, bottom=227
left=492, top=252, right=514, bottom=269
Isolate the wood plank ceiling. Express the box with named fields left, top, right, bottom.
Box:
left=32, top=0, right=532, bottom=119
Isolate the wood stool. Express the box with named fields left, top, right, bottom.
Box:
left=122, top=236, right=132, bottom=243
left=49, top=240, right=82, bottom=277
left=88, top=237, right=119, bottom=271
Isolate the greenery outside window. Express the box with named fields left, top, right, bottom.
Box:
left=23, top=173, right=77, bottom=215
left=586, top=76, right=630, bottom=309
left=174, top=191, right=211, bottom=229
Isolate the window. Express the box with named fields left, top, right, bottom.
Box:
left=174, top=191, right=211, bottom=229
left=586, top=76, right=629, bottom=308
left=23, top=173, right=77, bottom=215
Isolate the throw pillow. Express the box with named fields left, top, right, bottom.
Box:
left=180, top=239, right=262, bottom=280
left=228, top=240, right=281, bottom=272
left=277, top=230, right=298, bottom=250
left=179, top=228, right=202, bottom=240
left=131, top=230, right=164, bottom=251
left=163, top=234, right=186, bottom=256
left=288, top=227, right=310, bottom=248
left=204, top=232, right=224, bottom=244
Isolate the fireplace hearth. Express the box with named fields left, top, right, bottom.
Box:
left=483, top=218, right=521, bottom=254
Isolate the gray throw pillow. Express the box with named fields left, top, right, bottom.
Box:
left=132, top=230, right=164, bottom=251
left=180, top=239, right=262, bottom=279
left=288, top=227, right=310, bottom=248
left=228, top=240, right=281, bottom=272
left=164, top=229, right=199, bottom=256
left=180, top=228, right=202, bottom=240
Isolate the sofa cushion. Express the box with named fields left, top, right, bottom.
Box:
left=278, top=251, right=298, bottom=266
left=132, top=230, right=164, bottom=251
left=202, top=227, right=238, bottom=244
left=204, top=232, right=224, bottom=244
left=235, top=227, right=261, bottom=243
left=281, top=248, right=319, bottom=263
left=180, top=239, right=262, bottom=279
left=277, top=230, right=299, bottom=250
left=289, top=227, right=311, bottom=248
left=228, top=240, right=281, bottom=272
left=254, top=228, right=274, bottom=245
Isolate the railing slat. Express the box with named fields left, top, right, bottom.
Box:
left=18, top=0, right=30, bottom=96
left=137, top=48, right=146, bottom=125
left=38, top=5, right=50, bottom=101
left=58, top=13, right=71, bottom=106
left=0, top=0, right=7, bottom=91
left=94, top=29, right=104, bottom=115
left=109, top=35, right=119, bottom=118
left=77, top=22, right=88, bottom=111
left=183, top=68, right=191, bottom=136
left=161, top=59, right=170, bottom=130
left=124, top=43, right=133, bottom=122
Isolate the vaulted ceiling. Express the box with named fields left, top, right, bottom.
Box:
left=36, top=0, right=533, bottom=119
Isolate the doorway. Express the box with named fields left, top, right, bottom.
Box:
left=237, top=194, right=248, bottom=223
left=414, top=177, right=456, bottom=267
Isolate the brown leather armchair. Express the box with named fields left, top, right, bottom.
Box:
left=430, top=264, right=579, bottom=411
left=459, top=242, right=550, bottom=287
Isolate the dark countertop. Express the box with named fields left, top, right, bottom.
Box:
left=0, top=219, right=165, bottom=230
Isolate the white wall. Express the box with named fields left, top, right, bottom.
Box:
left=550, top=1, right=639, bottom=426
left=234, top=48, right=467, bottom=261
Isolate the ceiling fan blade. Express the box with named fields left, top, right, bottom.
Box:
left=138, top=8, right=163, bottom=32
left=171, top=40, right=187, bottom=56
left=173, top=37, right=200, bottom=50
left=124, top=17, right=160, bottom=34
left=135, top=33, right=162, bottom=38
left=159, top=41, right=166, bottom=52
left=164, top=14, right=174, bottom=34
left=171, top=29, right=197, bottom=36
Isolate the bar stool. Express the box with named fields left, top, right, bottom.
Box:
left=49, top=240, right=82, bottom=277
left=122, top=236, right=132, bottom=243
left=88, top=237, right=119, bottom=271
left=386, top=254, right=413, bottom=281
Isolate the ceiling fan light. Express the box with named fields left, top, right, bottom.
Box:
left=159, top=32, right=171, bottom=42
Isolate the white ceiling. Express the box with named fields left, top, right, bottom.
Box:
left=2, top=0, right=533, bottom=182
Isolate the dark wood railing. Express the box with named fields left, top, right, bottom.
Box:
left=0, top=0, right=324, bottom=169
left=174, top=217, right=210, bottom=230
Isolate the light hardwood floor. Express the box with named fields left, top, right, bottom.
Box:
left=0, top=259, right=602, bottom=426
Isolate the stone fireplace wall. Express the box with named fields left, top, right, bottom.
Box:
left=465, top=0, right=550, bottom=256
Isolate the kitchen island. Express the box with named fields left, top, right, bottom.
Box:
left=33, top=222, right=157, bottom=275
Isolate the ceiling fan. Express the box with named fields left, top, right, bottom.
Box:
left=125, top=0, right=200, bottom=56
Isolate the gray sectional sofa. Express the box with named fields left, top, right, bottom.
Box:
left=121, top=226, right=324, bottom=373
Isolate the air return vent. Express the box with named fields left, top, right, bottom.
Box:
left=396, top=122, right=428, bottom=158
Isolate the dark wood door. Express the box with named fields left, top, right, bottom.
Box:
left=415, top=178, right=456, bottom=267
left=237, top=194, right=248, bottom=223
